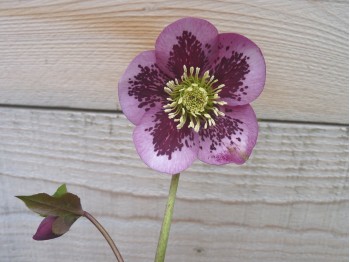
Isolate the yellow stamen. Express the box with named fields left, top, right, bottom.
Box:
left=163, top=65, right=227, bottom=132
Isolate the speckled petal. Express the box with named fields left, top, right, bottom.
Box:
left=118, top=50, right=170, bottom=125
left=33, top=216, right=61, bottom=241
left=155, top=17, right=219, bottom=78
left=212, top=33, right=266, bottom=106
left=198, top=104, right=258, bottom=165
left=133, top=107, right=199, bottom=175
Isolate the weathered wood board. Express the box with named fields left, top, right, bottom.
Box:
left=0, top=0, right=348, bottom=123
left=0, top=0, right=348, bottom=261
left=0, top=108, right=348, bottom=261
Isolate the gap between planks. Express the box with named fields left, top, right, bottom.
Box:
left=0, top=104, right=347, bottom=127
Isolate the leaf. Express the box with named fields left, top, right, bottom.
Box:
left=16, top=193, right=84, bottom=217
left=39, top=184, right=68, bottom=217
left=53, top=184, right=67, bottom=198
left=52, top=215, right=79, bottom=235
left=17, top=185, right=85, bottom=241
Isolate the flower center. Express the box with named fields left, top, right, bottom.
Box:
left=163, top=65, right=227, bottom=132
left=182, top=83, right=208, bottom=114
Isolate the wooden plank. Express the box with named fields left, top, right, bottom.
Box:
left=0, top=0, right=348, bottom=124
left=0, top=108, right=348, bottom=261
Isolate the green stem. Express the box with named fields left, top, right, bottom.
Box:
left=83, top=211, right=124, bottom=262
left=154, top=173, right=180, bottom=262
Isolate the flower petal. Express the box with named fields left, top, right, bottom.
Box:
left=118, top=50, right=170, bottom=125
left=198, top=105, right=258, bottom=165
left=133, top=107, right=199, bottom=174
left=33, top=216, right=61, bottom=241
left=213, top=33, right=266, bottom=105
left=155, top=17, right=219, bottom=78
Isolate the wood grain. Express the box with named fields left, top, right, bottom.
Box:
left=0, top=108, right=348, bottom=261
left=0, top=0, right=348, bottom=124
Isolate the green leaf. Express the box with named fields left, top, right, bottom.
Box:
left=39, top=184, right=68, bottom=217
left=52, top=215, right=79, bottom=235
left=16, top=193, right=84, bottom=217
left=53, top=184, right=67, bottom=198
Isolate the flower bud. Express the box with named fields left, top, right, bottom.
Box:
left=33, top=216, right=62, bottom=241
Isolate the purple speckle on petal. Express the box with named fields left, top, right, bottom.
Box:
left=128, top=64, right=169, bottom=112
left=199, top=114, right=244, bottom=154
left=213, top=51, right=250, bottom=102
left=147, top=111, right=195, bottom=160
left=167, top=31, right=211, bottom=77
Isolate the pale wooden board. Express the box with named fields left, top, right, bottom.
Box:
left=0, top=0, right=348, bottom=124
left=0, top=108, right=348, bottom=262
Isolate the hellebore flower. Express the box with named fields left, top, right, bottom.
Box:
left=119, top=17, right=266, bottom=174
left=33, top=216, right=62, bottom=241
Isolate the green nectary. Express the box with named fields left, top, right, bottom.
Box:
left=163, top=65, right=227, bottom=132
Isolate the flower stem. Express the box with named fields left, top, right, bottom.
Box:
left=155, top=173, right=180, bottom=262
left=83, top=211, right=124, bottom=262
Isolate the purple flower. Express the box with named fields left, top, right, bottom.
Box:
left=33, top=216, right=61, bottom=241
left=119, top=17, right=266, bottom=175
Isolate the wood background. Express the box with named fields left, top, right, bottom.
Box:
left=0, top=0, right=348, bottom=261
